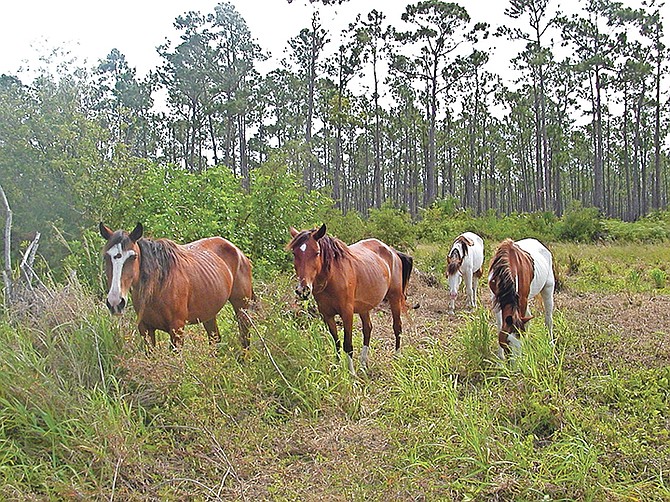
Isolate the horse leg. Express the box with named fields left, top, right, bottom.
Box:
left=541, top=286, right=555, bottom=343
left=473, top=269, right=482, bottom=308
left=340, top=310, right=356, bottom=375
left=323, top=315, right=341, bottom=355
left=359, top=311, right=373, bottom=371
left=228, top=258, right=254, bottom=350
left=389, top=297, right=403, bottom=354
left=464, top=270, right=474, bottom=309
left=203, top=318, right=221, bottom=345
left=138, top=321, right=156, bottom=350
left=229, top=297, right=252, bottom=350
left=169, top=326, right=185, bottom=351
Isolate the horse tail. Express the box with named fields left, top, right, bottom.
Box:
left=396, top=251, right=413, bottom=294
left=552, top=260, right=561, bottom=292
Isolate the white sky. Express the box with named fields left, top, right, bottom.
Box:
left=0, top=0, right=668, bottom=101
left=0, top=1, right=625, bottom=74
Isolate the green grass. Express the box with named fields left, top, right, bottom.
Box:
left=552, top=242, right=670, bottom=293
left=0, top=245, right=669, bottom=499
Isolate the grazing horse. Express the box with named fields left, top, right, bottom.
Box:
left=99, top=223, right=254, bottom=350
left=446, top=231, right=484, bottom=313
left=287, top=224, right=413, bottom=374
left=488, top=238, right=555, bottom=359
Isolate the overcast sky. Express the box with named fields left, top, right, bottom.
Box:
left=1, top=0, right=667, bottom=88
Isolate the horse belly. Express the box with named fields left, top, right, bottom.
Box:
left=353, top=284, right=387, bottom=313
left=185, top=275, right=233, bottom=324
left=352, top=265, right=392, bottom=313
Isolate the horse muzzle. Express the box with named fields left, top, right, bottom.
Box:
left=106, top=297, right=126, bottom=315
left=295, top=284, right=311, bottom=300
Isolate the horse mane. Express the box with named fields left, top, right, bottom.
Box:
left=489, top=239, right=520, bottom=311
left=136, top=238, right=179, bottom=296
left=447, top=261, right=460, bottom=276
left=287, top=229, right=352, bottom=274
left=447, top=239, right=467, bottom=276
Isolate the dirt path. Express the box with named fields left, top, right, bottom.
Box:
left=348, top=270, right=670, bottom=371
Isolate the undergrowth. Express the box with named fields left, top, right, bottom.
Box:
left=0, top=260, right=668, bottom=499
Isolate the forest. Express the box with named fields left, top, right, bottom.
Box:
left=1, top=0, right=669, bottom=266
left=1, top=0, right=669, bottom=499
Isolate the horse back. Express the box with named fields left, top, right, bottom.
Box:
left=458, top=232, right=485, bottom=271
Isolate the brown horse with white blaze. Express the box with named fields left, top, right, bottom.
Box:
left=288, top=224, right=413, bottom=374
left=99, top=223, right=254, bottom=350
left=488, top=238, right=555, bottom=359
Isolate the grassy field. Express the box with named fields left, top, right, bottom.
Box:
left=1, top=243, right=669, bottom=500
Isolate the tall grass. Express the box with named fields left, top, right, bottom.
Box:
left=1, top=263, right=669, bottom=499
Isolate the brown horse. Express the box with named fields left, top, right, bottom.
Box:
left=287, top=224, right=413, bottom=374
left=488, top=238, right=555, bottom=359
left=99, top=223, right=254, bottom=350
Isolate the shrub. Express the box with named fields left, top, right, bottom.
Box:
left=243, top=158, right=332, bottom=276
left=649, top=268, right=667, bottom=289
left=556, top=201, right=603, bottom=242
left=367, top=202, right=416, bottom=251
left=316, top=208, right=368, bottom=244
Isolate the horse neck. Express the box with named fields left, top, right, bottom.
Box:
left=133, top=238, right=175, bottom=304
left=509, top=246, right=534, bottom=310
left=314, top=238, right=352, bottom=294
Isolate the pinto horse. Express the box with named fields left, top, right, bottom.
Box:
left=287, top=224, right=413, bottom=374
left=488, top=238, right=555, bottom=359
left=446, top=231, right=484, bottom=313
left=99, top=223, right=254, bottom=350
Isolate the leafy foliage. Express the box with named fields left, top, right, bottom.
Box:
left=555, top=201, right=603, bottom=242
left=366, top=202, right=416, bottom=251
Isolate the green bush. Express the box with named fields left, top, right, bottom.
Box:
left=317, top=208, right=368, bottom=245
left=556, top=201, right=603, bottom=242
left=243, top=158, right=331, bottom=276
left=649, top=268, right=667, bottom=289
left=415, top=199, right=471, bottom=244
left=367, top=202, right=416, bottom=251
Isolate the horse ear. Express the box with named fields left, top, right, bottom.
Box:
left=129, top=223, right=143, bottom=242
left=290, top=227, right=299, bottom=238
left=463, top=237, right=474, bottom=246
left=314, top=223, right=327, bottom=240
left=521, top=315, right=534, bottom=323
left=99, top=222, right=114, bottom=241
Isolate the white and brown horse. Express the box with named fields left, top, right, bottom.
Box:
left=488, top=238, right=555, bottom=358
left=446, top=231, right=484, bottom=313
left=100, top=223, right=254, bottom=350
left=287, top=224, right=413, bottom=374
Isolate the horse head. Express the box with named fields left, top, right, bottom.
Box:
left=99, top=222, right=143, bottom=315
left=446, top=248, right=464, bottom=300
left=498, top=309, right=534, bottom=353
left=288, top=223, right=327, bottom=300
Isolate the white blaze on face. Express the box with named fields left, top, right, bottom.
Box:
left=448, top=271, right=462, bottom=296
left=106, top=243, right=136, bottom=307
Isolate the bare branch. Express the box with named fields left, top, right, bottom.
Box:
left=0, top=184, right=13, bottom=306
